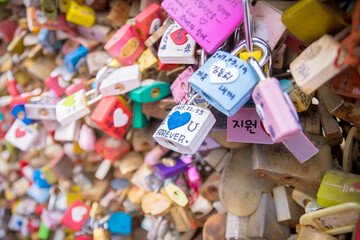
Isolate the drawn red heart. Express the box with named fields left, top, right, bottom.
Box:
left=15, top=127, right=26, bottom=138
left=170, top=28, right=188, bottom=45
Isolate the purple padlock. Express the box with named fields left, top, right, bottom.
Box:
left=152, top=157, right=188, bottom=180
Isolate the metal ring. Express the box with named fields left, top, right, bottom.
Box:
left=230, top=37, right=271, bottom=67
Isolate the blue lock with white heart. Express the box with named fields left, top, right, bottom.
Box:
left=188, top=50, right=259, bottom=117
left=64, top=45, right=89, bottom=73
left=153, top=103, right=216, bottom=155
left=108, top=212, right=132, bottom=235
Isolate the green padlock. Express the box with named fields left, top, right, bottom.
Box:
left=41, top=0, right=58, bottom=21
left=128, top=80, right=170, bottom=128
left=38, top=221, right=51, bottom=240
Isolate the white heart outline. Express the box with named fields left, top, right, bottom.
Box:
left=71, top=206, right=87, bottom=223
left=209, top=60, right=239, bottom=84
left=113, top=108, right=129, bottom=127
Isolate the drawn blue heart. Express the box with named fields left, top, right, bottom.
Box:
left=168, top=111, right=191, bottom=130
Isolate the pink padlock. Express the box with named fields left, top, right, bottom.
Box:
left=78, top=124, right=96, bottom=152
left=104, top=24, right=145, bottom=66
left=161, top=0, right=246, bottom=53
left=65, top=78, right=86, bottom=96
left=144, top=145, right=170, bottom=165
left=57, top=14, right=78, bottom=37
left=45, top=76, right=66, bottom=97
left=0, top=19, right=17, bottom=43
left=61, top=39, right=81, bottom=55
left=181, top=156, right=202, bottom=190
left=170, top=66, right=194, bottom=104
left=77, top=24, right=111, bottom=43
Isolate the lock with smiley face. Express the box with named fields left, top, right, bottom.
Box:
left=104, top=23, right=145, bottom=66
left=66, top=1, right=95, bottom=27
left=90, top=95, right=133, bottom=139
left=128, top=80, right=171, bottom=128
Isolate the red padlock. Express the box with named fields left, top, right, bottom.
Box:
left=95, top=137, right=130, bottom=162
left=60, top=200, right=90, bottom=232
left=134, top=3, right=165, bottom=41
left=90, top=96, right=132, bottom=139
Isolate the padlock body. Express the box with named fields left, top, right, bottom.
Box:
left=64, top=45, right=89, bottom=73
left=90, top=96, right=132, bottom=139
left=252, top=77, right=302, bottom=143
left=66, top=1, right=95, bottom=27
left=5, top=119, right=39, bottom=151
left=108, top=212, right=132, bottom=235
left=171, top=66, right=194, bottom=104
left=95, top=137, right=130, bottom=162
left=104, top=24, right=145, bottom=66
left=152, top=157, right=188, bottom=180
left=135, top=3, right=164, bottom=40
left=189, top=51, right=259, bottom=116
left=100, top=65, right=141, bottom=97
left=153, top=105, right=216, bottom=154
left=45, top=76, right=66, bottom=97
left=56, top=89, right=90, bottom=126
left=158, top=23, right=196, bottom=64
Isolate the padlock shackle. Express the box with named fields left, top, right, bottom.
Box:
left=231, top=37, right=270, bottom=67
left=247, top=57, right=266, bottom=81
left=242, top=0, right=253, bottom=52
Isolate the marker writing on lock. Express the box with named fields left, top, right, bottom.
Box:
left=154, top=129, right=186, bottom=143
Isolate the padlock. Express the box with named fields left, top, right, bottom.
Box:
left=290, top=34, right=346, bottom=95
left=153, top=98, right=216, bottom=155
left=26, top=7, right=57, bottom=33
left=108, top=212, right=132, bottom=235
left=188, top=38, right=269, bottom=116
left=37, top=28, right=60, bottom=53
left=95, top=159, right=112, bottom=180
left=105, top=0, right=130, bottom=28
left=45, top=76, right=67, bottom=97
left=226, top=213, right=249, bottom=240
left=73, top=165, right=93, bottom=191
left=142, top=97, right=177, bottom=120
left=6, top=71, right=20, bottom=97
left=49, top=151, right=74, bottom=180
left=56, top=89, right=101, bottom=126
left=27, top=184, right=50, bottom=204
left=25, top=95, right=58, bottom=121
left=99, top=65, right=141, bottom=97
left=117, top=151, right=143, bottom=175
left=161, top=0, right=246, bottom=53
left=135, top=3, right=164, bottom=41
left=137, top=48, right=158, bottom=75
left=169, top=206, right=196, bottom=232
left=5, top=119, right=39, bottom=151
left=299, top=104, right=321, bottom=135
left=11, top=105, right=32, bottom=125
left=220, top=146, right=275, bottom=217
left=247, top=193, right=290, bottom=240
left=281, top=0, right=348, bottom=43
left=272, top=185, right=304, bottom=228
left=57, top=13, right=77, bottom=37
left=95, top=137, right=130, bottom=162
left=318, top=100, right=343, bottom=146
left=141, top=191, right=172, bottom=216
left=66, top=1, right=95, bottom=27
left=33, top=170, right=51, bottom=189
left=85, top=51, right=110, bottom=76
left=317, top=170, right=360, bottom=207
left=90, top=96, right=132, bottom=139
left=54, top=119, right=80, bottom=142
left=64, top=45, right=89, bottom=73
left=318, top=83, right=355, bottom=123
left=65, top=78, right=87, bottom=96
left=170, top=66, right=194, bottom=104
left=93, top=222, right=111, bottom=240
left=202, top=213, right=226, bottom=239
left=128, top=185, right=147, bottom=205
left=252, top=135, right=332, bottom=191
left=131, top=163, right=153, bottom=192
left=300, top=202, right=360, bottom=235
left=128, top=80, right=171, bottom=128
left=330, top=67, right=360, bottom=99
left=7, top=34, right=25, bottom=55
left=131, top=129, right=155, bottom=152
left=60, top=200, right=90, bottom=232
left=77, top=24, right=111, bottom=43
left=158, top=23, right=197, bottom=64
left=248, top=57, right=302, bottom=143
left=41, top=0, right=57, bottom=20
left=144, top=145, right=170, bottom=165
left=77, top=124, right=96, bottom=152
left=61, top=39, right=80, bottom=55
left=296, top=227, right=338, bottom=240
left=104, top=23, right=145, bottom=66
left=253, top=0, right=290, bottom=54
left=288, top=83, right=315, bottom=112
left=0, top=19, right=17, bottom=43
left=152, top=157, right=188, bottom=180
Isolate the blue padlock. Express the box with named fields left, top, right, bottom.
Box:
left=279, top=79, right=295, bottom=93
left=33, top=170, right=52, bottom=189
left=64, top=45, right=89, bottom=73
left=37, top=28, right=60, bottom=53
left=27, top=184, right=50, bottom=204
left=108, top=212, right=132, bottom=235
left=11, top=105, right=32, bottom=125
left=188, top=38, right=270, bottom=117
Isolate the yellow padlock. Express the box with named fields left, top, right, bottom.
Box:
left=66, top=1, right=95, bottom=27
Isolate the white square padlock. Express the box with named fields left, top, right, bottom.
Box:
left=153, top=104, right=216, bottom=154
left=5, top=119, right=39, bottom=151
left=158, top=22, right=197, bottom=64
left=99, top=64, right=141, bottom=97
left=56, top=89, right=101, bottom=126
